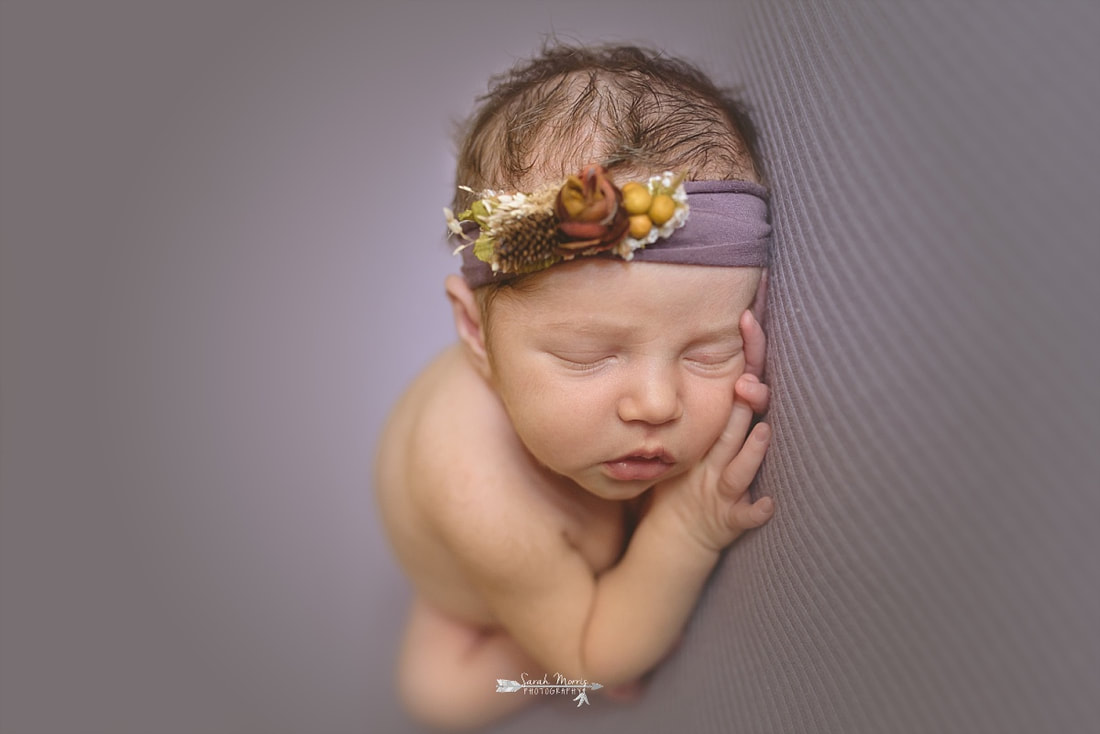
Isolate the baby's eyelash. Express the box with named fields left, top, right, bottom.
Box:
left=684, top=352, right=739, bottom=369
left=553, top=354, right=613, bottom=372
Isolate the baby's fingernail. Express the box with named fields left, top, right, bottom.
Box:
left=755, top=497, right=774, bottom=518
left=740, top=373, right=758, bottom=386
left=754, top=423, right=771, bottom=442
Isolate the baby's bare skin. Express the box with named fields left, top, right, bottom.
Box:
left=377, top=344, right=629, bottom=627
left=376, top=261, right=773, bottom=729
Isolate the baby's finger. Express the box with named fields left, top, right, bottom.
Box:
left=719, top=422, right=770, bottom=497
left=706, top=397, right=755, bottom=470
left=741, top=309, right=766, bottom=379
left=727, top=495, right=775, bottom=530
left=735, top=373, right=771, bottom=415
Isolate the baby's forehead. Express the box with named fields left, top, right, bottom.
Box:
left=492, top=260, right=760, bottom=325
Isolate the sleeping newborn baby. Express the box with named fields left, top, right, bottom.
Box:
left=376, top=43, right=775, bottom=730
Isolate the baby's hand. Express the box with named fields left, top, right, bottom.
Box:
left=650, top=309, right=774, bottom=554
left=651, top=386, right=773, bottom=554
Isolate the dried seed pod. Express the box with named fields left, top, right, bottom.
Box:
left=494, top=209, right=562, bottom=274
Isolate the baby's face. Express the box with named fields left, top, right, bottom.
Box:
left=486, top=260, right=761, bottom=500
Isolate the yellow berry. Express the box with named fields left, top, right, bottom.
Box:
left=628, top=214, right=653, bottom=239
left=621, top=182, right=652, bottom=216
left=648, top=194, right=676, bottom=226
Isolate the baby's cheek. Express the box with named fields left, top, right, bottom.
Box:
left=692, top=381, right=737, bottom=444
left=513, top=401, right=596, bottom=462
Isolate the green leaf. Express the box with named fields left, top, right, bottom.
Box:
left=470, top=200, right=491, bottom=225
left=473, top=234, right=495, bottom=263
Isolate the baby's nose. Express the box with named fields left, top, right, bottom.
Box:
left=616, top=365, right=682, bottom=425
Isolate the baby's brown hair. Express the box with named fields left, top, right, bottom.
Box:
left=450, top=41, right=767, bottom=336
left=451, top=41, right=764, bottom=214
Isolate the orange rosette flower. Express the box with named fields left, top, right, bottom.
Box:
left=554, top=165, right=630, bottom=254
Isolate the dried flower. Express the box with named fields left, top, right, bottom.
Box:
left=554, top=165, right=629, bottom=253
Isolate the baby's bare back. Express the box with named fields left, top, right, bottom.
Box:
left=375, top=344, right=626, bottom=629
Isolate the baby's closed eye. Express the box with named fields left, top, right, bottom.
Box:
left=683, top=343, right=743, bottom=372
left=549, top=352, right=616, bottom=372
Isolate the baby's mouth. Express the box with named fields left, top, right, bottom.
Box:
left=603, top=451, right=674, bottom=482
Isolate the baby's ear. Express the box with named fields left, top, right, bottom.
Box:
left=444, top=274, right=491, bottom=377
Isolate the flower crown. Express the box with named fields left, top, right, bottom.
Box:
left=444, top=165, right=689, bottom=277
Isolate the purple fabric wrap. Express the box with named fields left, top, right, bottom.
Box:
left=458, top=179, right=771, bottom=288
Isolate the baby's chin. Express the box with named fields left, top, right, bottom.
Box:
left=574, top=464, right=691, bottom=502
left=583, top=482, right=652, bottom=502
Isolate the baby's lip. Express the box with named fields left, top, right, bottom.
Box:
left=609, top=448, right=674, bottom=464
left=603, top=449, right=675, bottom=482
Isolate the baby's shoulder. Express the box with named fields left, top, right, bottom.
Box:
left=377, top=345, right=622, bottom=586
left=379, top=344, right=539, bottom=511
left=403, top=349, right=570, bottom=527
left=404, top=345, right=512, bottom=473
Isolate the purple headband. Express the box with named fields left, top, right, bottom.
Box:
left=457, top=178, right=771, bottom=289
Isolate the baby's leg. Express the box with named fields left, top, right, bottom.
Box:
left=397, top=597, right=541, bottom=730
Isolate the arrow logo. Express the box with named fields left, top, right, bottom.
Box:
left=495, top=678, right=604, bottom=705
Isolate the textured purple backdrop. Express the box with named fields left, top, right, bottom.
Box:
left=4, top=2, right=1099, bottom=734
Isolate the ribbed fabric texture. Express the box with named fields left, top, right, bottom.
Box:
left=488, top=2, right=1100, bottom=732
